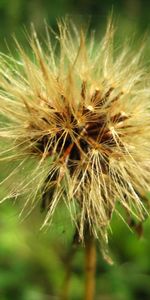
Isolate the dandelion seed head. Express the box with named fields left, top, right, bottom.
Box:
left=0, top=19, right=150, bottom=251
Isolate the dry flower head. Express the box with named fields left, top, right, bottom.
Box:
left=0, top=19, right=150, bottom=248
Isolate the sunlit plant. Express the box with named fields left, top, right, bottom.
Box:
left=0, top=18, right=150, bottom=300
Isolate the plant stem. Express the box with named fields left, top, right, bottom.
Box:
left=84, top=233, right=96, bottom=300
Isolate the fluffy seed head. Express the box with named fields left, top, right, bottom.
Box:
left=0, top=20, right=150, bottom=247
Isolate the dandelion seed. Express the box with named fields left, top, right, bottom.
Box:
left=0, top=19, right=150, bottom=251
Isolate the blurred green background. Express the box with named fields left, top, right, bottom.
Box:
left=0, top=1, right=150, bottom=299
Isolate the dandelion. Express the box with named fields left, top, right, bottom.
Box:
left=0, top=19, right=150, bottom=256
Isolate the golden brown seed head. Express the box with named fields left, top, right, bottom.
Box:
left=0, top=20, right=150, bottom=250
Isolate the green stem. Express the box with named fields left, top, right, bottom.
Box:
left=84, top=233, right=96, bottom=300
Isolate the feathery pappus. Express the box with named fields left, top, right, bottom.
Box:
left=0, top=19, right=150, bottom=248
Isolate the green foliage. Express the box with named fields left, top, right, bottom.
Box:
left=0, top=199, right=150, bottom=299
left=0, top=0, right=150, bottom=51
